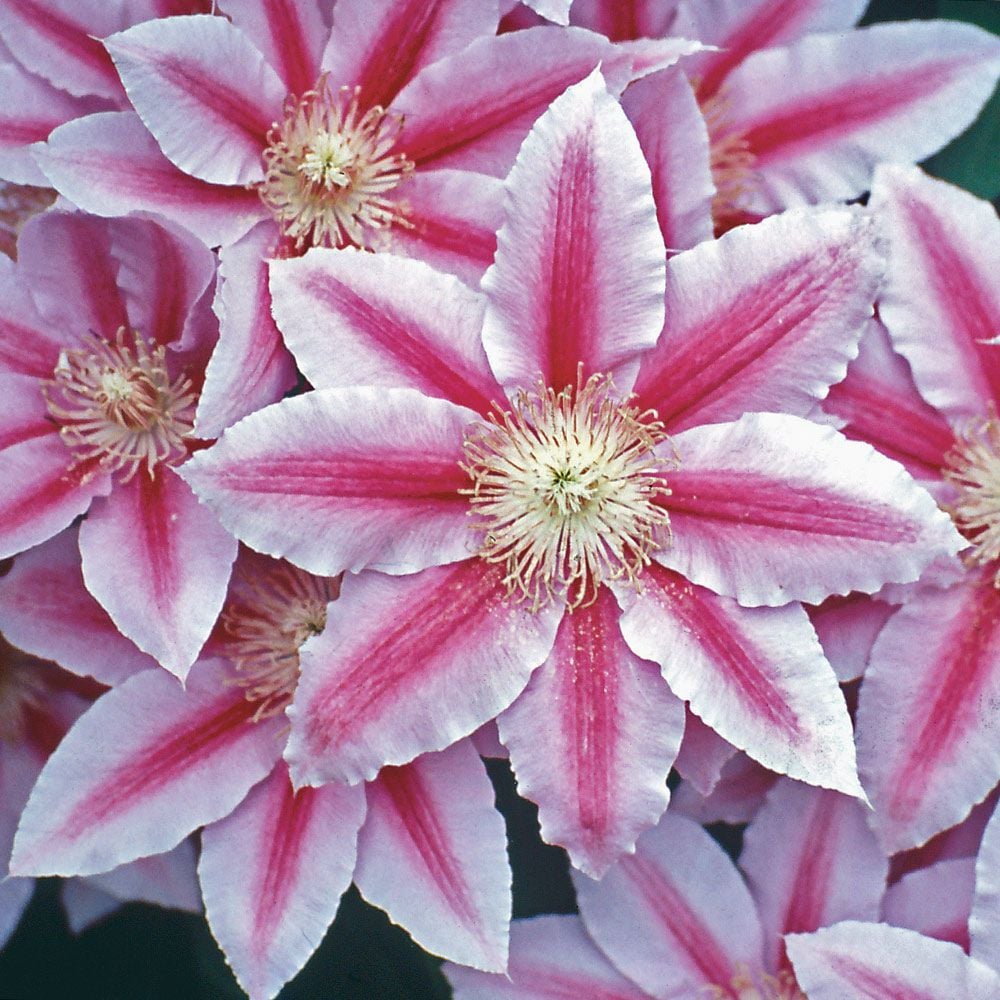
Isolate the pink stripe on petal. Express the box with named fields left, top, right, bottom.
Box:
left=482, top=68, right=665, bottom=394
left=356, top=740, right=510, bottom=971
left=570, top=0, right=679, bottom=40
left=285, top=560, right=563, bottom=787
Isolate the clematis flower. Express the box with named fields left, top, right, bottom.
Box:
left=0, top=209, right=237, bottom=679
left=6, top=538, right=512, bottom=1000
left=182, top=71, right=961, bottom=876
left=821, top=165, right=1000, bottom=854
left=447, top=779, right=889, bottom=999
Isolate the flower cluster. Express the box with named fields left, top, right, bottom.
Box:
left=0, top=1, right=999, bottom=997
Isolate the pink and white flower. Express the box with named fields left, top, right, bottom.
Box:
left=182, top=71, right=961, bottom=876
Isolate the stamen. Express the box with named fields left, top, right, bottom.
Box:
left=461, top=371, right=675, bottom=612
left=43, top=328, right=196, bottom=484
left=703, top=965, right=806, bottom=1000
left=699, top=89, right=758, bottom=232
left=943, top=408, right=1000, bottom=585
left=260, top=76, right=414, bottom=251
left=221, top=563, right=339, bottom=722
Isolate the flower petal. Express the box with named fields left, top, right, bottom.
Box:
left=672, top=751, right=778, bottom=826
left=481, top=68, right=665, bottom=395
left=356, top=739, right=510, bottom=971
left=200, top=763, right=366, bottom=1000
left=268, top=248, right=502, bottom=413
left=671, top=708, right=737, bottom=797
left=808, top=593, right=897, bottom=684
left=498, top=586, right=683, bottom=877
left=618, top=563, right=863, bottom=798
left=884, top=857, right=975, bottom=951
left=659, top=413, right=963, bottom=606
left=0, top=256, right=62, bottom=378
left=180, top=387, right=479, bottom=577
left=105, top=15, right=286, bottom=185
left=856, top=572, right=1000, bottom=854
left=285, top=560, right=563, bottom=786
left=10, top=661, right=283, bottom=877
left=971, top=803, right=1000, bottom=969
left=78, top=468, right=238, bottom=682
left=632, top=207, right=882, bottom=433
left=81, top=839, right=202, bottom=913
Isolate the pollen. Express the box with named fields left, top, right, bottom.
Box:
left=943, top=409, right=1000, bottom=584
left=461, top=372, right=675, bottom=611
left=699, top=89, right=758, bottom=233
left=704, top=966, right=805, bottom=1000
left=43, top=328, right=196, bottom=483
left=221, top=563, right=340, bottom=722
left=260, top=77, right=414, bottom=251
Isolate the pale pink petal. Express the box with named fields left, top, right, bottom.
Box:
left=200, top=763, right=365, bottom=1000
left=470, top=721, right=507, bottom=760
left=574, top=812, right=764, bottom=997
left=632, top=207, right=882, bottom=433
left=621, top=67, right=714, bottom=254
left=105, top=15, right=286, bottom=185
left=36, top=112, right=268, bottom=248
left=971, top=803, right=1000, bottom=969
left=741, top=781, right=888, bottom=970
left=82, top=840, right=202, bottom=913
left=78, top=467, right=238, bottom=682
left=481, top=68, right=665, bottom=395
left=618, top=563, right=862, bottom=798
left=324, top=0, right=501, bottom=109
left=671, top=751, right=778, bottom=826
left=785, top=922, right=1000, bottom=1000
left=60, top=881, right=121, bottom=934
left=723, top=22, right=1000, bottom=215
left=389, top=169, right=505, bottom=287
left=0, top=372, right=56, bottom=454
left=0, top=527, right=155, bottom=685
left=0, top=256, right=62, bottom=377
left=856, top=572, right=1000, bottom=854
left=659, top=413, right=963, bottom=606
left=268, top=248, right=501, bottom=412
left=672, top=708, right=736, bottom=797
left=390, top=27, right=623, bottom=177
left=356, top=739, right=509, bottom=971
left=570, top=0, right=680, bottom=40
left=808, top=594, right=897, bottom=684
left=446, top=913, right=654, bottom=1000
left=871, top=165, right=1000, bottom=423
left=10, top=660, right=283, bottom=877
left=525, top=0, right=571, bottom=25
left=285, top=560, right=563, bottom=786
left=498, top=586, right=683, bottom=877
left=884, top=858, right=974, bottom=951
left=180, top=387, right=479, bottom=577
left=194, top=221, right=296, bottom=440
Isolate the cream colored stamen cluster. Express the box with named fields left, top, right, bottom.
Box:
left=0, top=641, right=47, bottom=744
left=943, top=411, right=1000, bottom=585
left=462, top=373, right=674, bottom=611
left=222, top=564, right=339, bottom=722
left=704, top=966, right=805, bottom=1000
left=699, top=90, right=758, bottom=230
left=44, top=328, right=196, bottom=483
left=260, top=77, right=414, bottom=251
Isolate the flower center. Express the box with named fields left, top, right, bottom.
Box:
left=704, top=967, right=805, bottom=1000
left=461, top=373, right=674, bottom=611
left=43, top=328, right=196, bottom=484
left=221, top=563, right=339, bottom=722
left=943, top=410, right=1000, bottom=584
left=698, top=89, right=758, bottom=233
left=260, top=76, right=414, bottom=251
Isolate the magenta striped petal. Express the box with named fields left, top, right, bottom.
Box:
left=884, top=858, right=975, bottom=952
left=200, top=764, right=366, bottom=1000
left=10, top=661, right=283, bottom=878
left=871, top=165, right=1000, bottom=423
left=621, top=67, right=713, bottom=255
left=195, top=222, right=296, bottom=440
left=482, top=69, right=665, bottom=395
left=618, top=563, right=862, bottom=798
left=0, top=258, right=62, bottom=378
left=446, top=913, right=654, bottom=1000
left=672, top=708, right=737, bottom=797
left=0, top=374, right=54, bottom=453
left=37, top=112, right=268, bottom=248
left=105, top=15, right=286, bottom=185
left=659, top=413, right=963, bottom=606
left=570, top=0, right=679, bottom=40
left=808, top=593, right=897, bottom=684
left=741, top=781, right=887, bottom=971
left=498, top=587, right=683, bottom=877
left=0, top=527, right=156, bottom=685
left=632, top=207, right=881, bottom=434
left=285, top=561, right=563, bottom=786
left=574, top=813, right=763, bottom=997
left=972, top=804, right=1000, bottom=970
left=722, top=22, right=1000, bottom=215
left=856, top=573, right=1000, bottom=854
left=78, top=468, right=238, bottom=682
left=786, top=922, right=1000, bottom=1000
left=356, top=740, right=510, bottom=971
left=324, top=0, right=500, bottom=109
left=268, top=249, right=501, bottom=412
left=181, top=387, right=479, bottom=577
